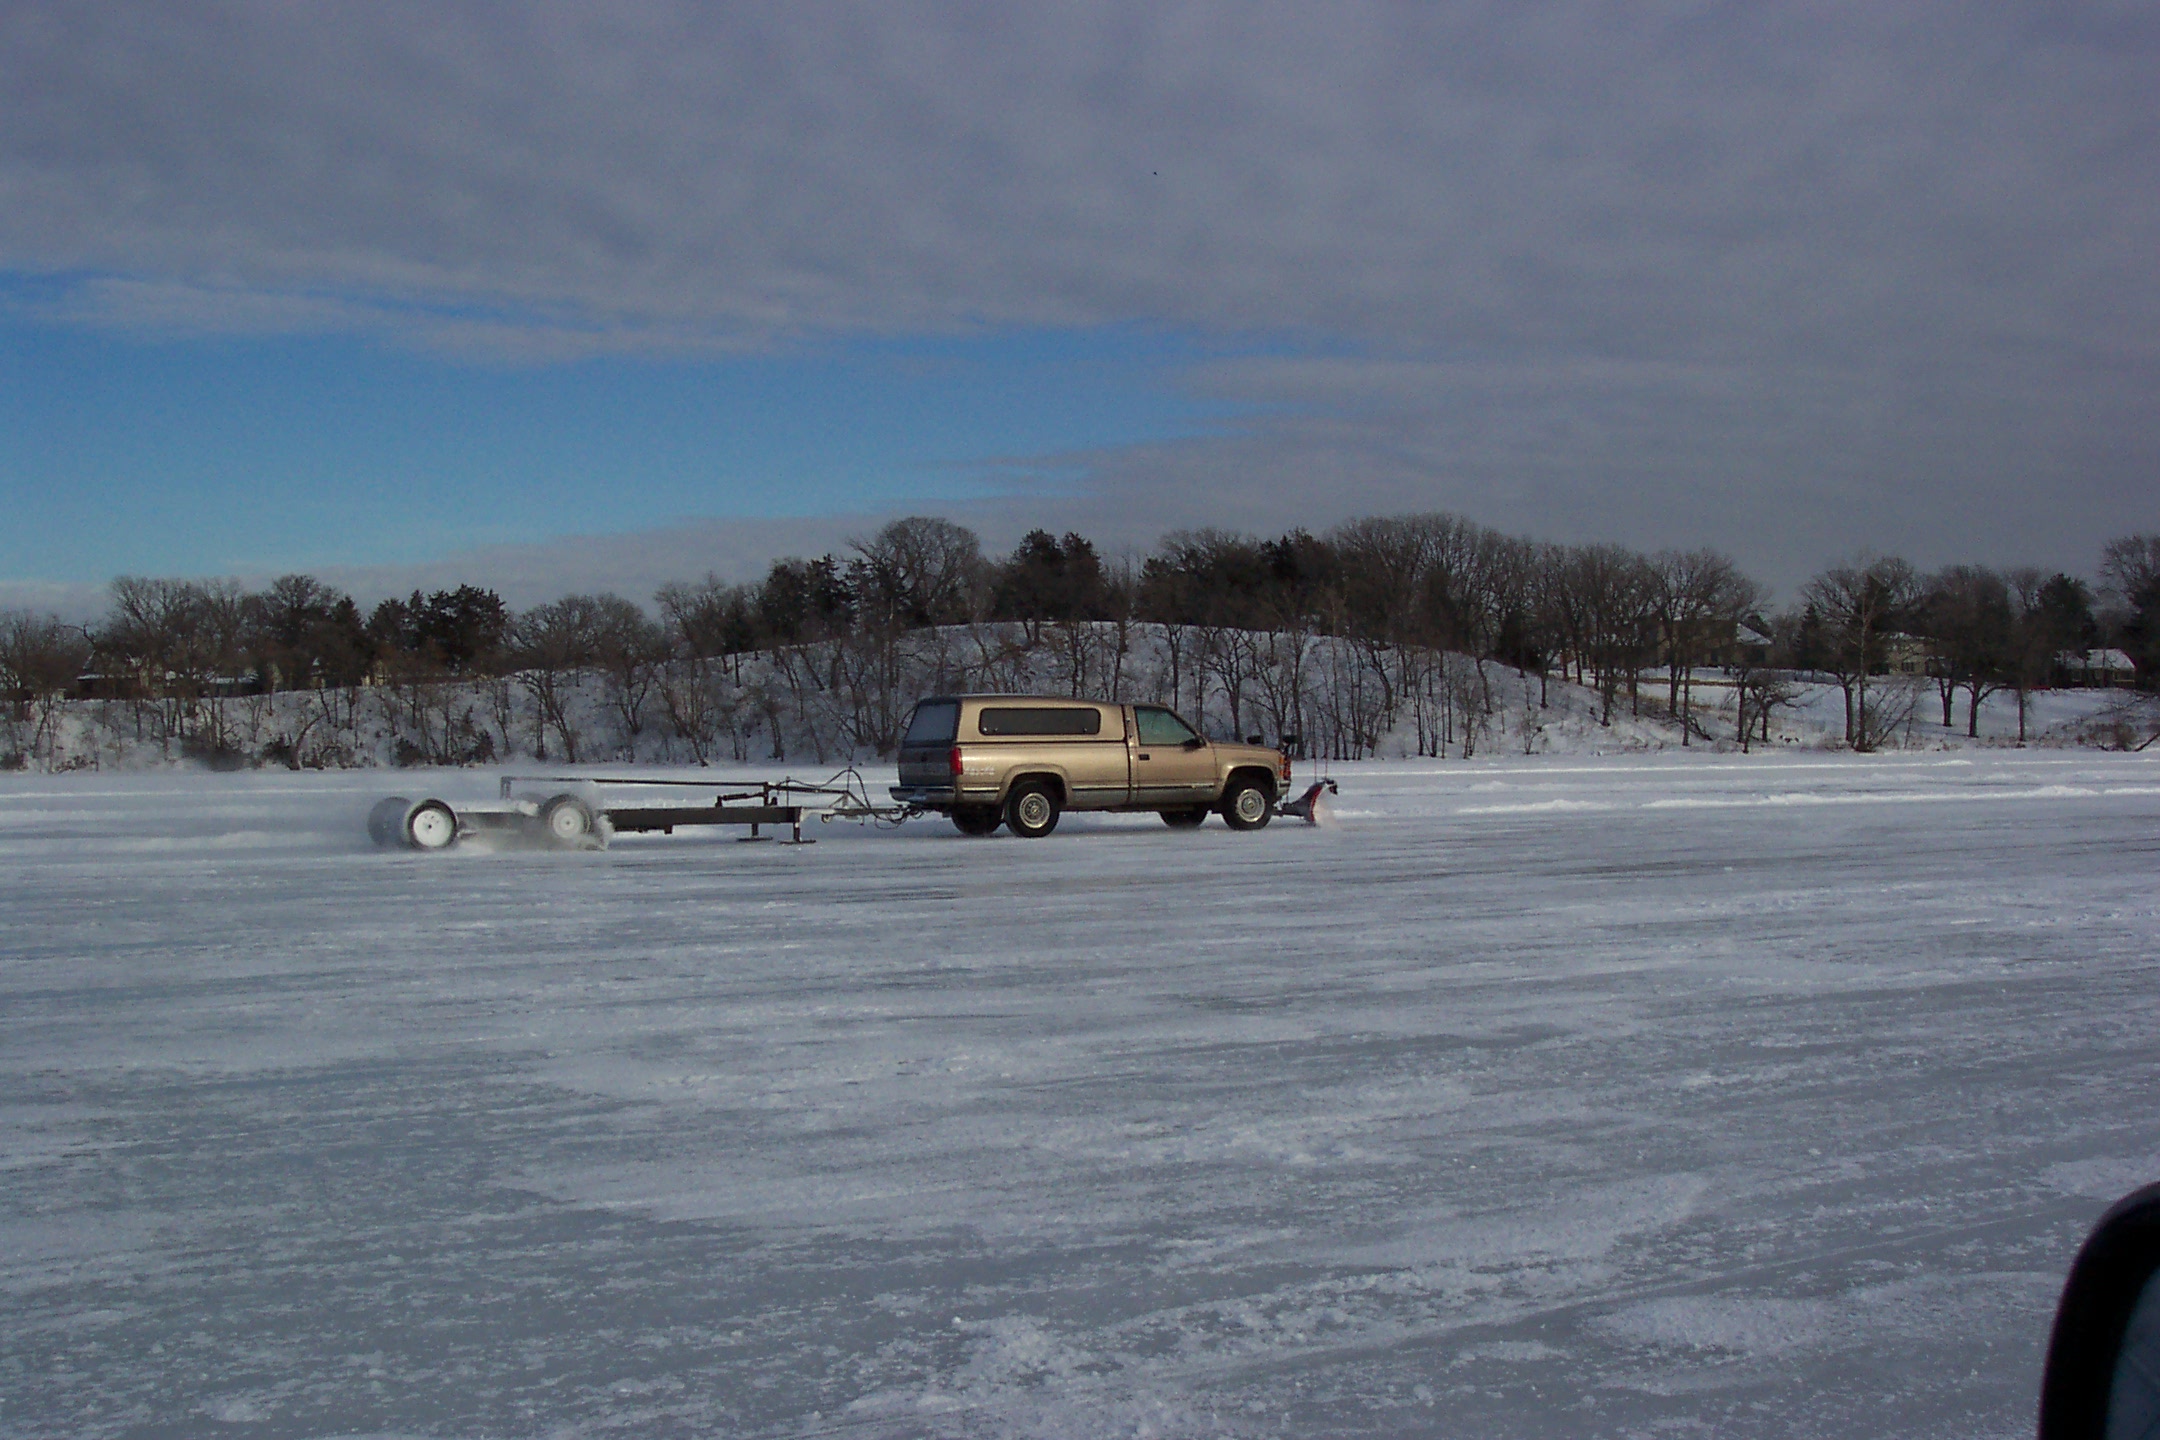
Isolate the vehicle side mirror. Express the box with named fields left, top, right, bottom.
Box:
left=1182, top=736, right=1207, bottom=750
left=1245, top=734, right=1263, bottom=745
left=2040, top=1180, right=2160, bottom=1439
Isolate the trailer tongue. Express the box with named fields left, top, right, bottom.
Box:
left=367, top=770, right=914, bottom=851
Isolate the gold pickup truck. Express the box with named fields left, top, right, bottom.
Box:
left=890, top=694, right=1291, bottom=837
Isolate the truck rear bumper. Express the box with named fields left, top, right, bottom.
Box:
left=890, top=784, right=959, bottom=809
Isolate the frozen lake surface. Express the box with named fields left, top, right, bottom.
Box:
left=5, top=749, right=2160, bottom=1438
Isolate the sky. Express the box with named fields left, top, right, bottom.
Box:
left=2, top=1, right=2156, bottom=611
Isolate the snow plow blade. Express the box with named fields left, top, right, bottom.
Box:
left=1276, top=778, right=1338, bottom=824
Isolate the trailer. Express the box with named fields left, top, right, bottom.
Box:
left=366, top=770, right=910, bottom=852
left=367, top=767, right=1338, bottom=853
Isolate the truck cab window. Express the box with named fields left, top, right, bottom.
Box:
left=1134, top=706, right=1200, bottom=747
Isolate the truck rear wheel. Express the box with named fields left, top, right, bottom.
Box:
left=1220, top=778, right=1273, bottom=831
left=951, top=805, right=1002, bottom=836
left=1004, top=781, right=1061, bottom=838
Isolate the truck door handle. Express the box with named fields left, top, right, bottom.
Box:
left=1137, top=753, right=1151, bottom=761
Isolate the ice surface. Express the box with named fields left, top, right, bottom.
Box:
left=4, top=750, right=2159, bottom=1437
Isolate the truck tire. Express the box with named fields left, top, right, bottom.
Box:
left=1004, top=781, right=1061, bottom=838
left=1160, top=806, right=1207, bottom=828
left=1220, top=777, right=1273, bottom=831
left=951, top=805, right=1002, bottom=836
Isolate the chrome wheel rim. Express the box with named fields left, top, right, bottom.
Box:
left=547, top=805, right=589, bottom=841
left=1016, top=793, right=1051, bottom=829
left=1234, top=788, right=1268, bottom=823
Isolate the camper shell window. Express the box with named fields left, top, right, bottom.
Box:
left=903, top=700, right=960, bottom=745
left=977, top=707, right=1104, bottom=737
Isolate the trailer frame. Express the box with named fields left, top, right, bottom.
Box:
left=369, top=770, right=919, bottom=851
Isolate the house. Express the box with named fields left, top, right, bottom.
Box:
left=2053, top=648, right=2138, bottom=688
left=1880, top=633, right=1933, bottom=676
left=1710, top=620, right=1774, bottom=669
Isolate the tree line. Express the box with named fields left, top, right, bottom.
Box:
left=2, top=515, right=2155, bottom=770
left=1779, top=546, right=2158, bottom=750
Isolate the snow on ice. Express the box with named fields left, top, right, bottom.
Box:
left=4, top=748, right=2159, bottom=1437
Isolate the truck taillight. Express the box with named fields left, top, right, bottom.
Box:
left=949, top=745, right=964, bottom=777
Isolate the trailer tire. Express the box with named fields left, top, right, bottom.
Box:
left=540, top=794, right=599, bottom=849
left=1220, top=777, right=1274, bottom=831
left=405, top=799, right=460, bottom=850
left=1160, top=806, right=1207, bottom=829
left=368, top=796, right=412, bottom=847
left=1004, top=781, right=1061, bottom=838
left=951, top=805, right=1002, bottom=836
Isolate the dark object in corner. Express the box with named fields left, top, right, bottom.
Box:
left=2040, top=1180, right=2160, bottom=1439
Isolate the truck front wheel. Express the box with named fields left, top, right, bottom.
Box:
left=1220, top=778, right=1273, bottom=831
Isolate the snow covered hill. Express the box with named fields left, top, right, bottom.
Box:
left=11, top=620, right=2156, bottom=775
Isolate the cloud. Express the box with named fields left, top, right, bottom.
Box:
left=311, top=512, right=884, bottom=608
left=0, top=578, right=108, bottom=623
left=1050, top=350, right=2160, bottom=593
left=3, top=2, right=2156, bottom=585
left=5, top=2, right=2154, bottom=360
left=34, top=275, right=752, bottom=360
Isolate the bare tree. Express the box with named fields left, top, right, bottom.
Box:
left=1801, top=556, right=1918, bottom=750
left=655, top=575, right=757, bottom=679
left=1525, top=541, right=1579, bottom=702
left=849, top=517, right=985, bottom=629
left=588, top=595, right=668, bottom=755
left=1095, top=559, right=1140, bottom=701
left=655, top=578, right=756, bottom=764
left=512, top=597, right=606, bottom=762
left=0, top=610, right=92, bottom=768
left=2099, top=534, right=2160, bottom=605
left=1443, top=529, right=1536, bottom=718
left=2003, top=567, right=2084, bottom=743
left=1329, top=514, right=1451, bottom=645
left=1557, top=544, right=1657, bottom=726
left=97, top=577, right=254, bottom=754
left=1917, top=566, right=2013, bottom=736
left=1650, top=549, right=1756, bottom=744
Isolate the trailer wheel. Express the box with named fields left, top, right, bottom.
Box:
left=1160, top=806, right=1207, bottom=829
left=405, top=799, right=460, bottom=850
left=951, top=805, right=1002, bottom=836
left=1220, top=778, right=1274, bottom=831
left=368, top=796, right=412, bottom=847
left=540, top=794, right=599, bottom=848
left=1004, top=781, right=1061, bottom=838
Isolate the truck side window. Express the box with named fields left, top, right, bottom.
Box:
left=1134, top=707, right=1199, bottom=746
